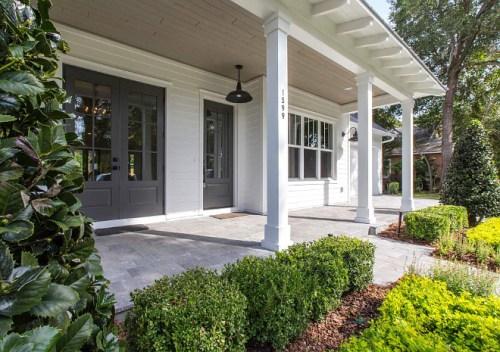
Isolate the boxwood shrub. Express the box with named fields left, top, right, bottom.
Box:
left=125, top=268, right=247, bottom=352
left=421, top=205, right=469, bottom=232
left=405, top=211, right=452, bottom=241
left=339, top=275, right=500, bottom=352
left=222, top=256, right=313, bottom=350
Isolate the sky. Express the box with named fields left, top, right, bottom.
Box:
left=365, top=0, right=391, bottom=23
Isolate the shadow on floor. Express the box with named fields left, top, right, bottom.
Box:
left=289, top=215, right=357, bottom=223
left=137, top=229, right=265, bottom=250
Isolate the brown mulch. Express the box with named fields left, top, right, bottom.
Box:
left=433, top=250, right=499, bottom=272
left=377, top=223, right=432, bottom=246
left=283, top=284, right=391, bottom=352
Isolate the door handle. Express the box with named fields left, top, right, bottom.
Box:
left=112, top=165, right=120, bottom=170
left=112, top=157, right=119, bottom=162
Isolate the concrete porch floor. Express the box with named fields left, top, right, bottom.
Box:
left=96, top=195, right=439, bottom=312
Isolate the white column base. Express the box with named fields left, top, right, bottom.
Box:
left=262, top=224, right=292, bottom=251
left=401, top=198, right=415, bottom=212
left=355, top=207, right=376, bottom=224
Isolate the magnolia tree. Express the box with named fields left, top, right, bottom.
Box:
left=0, top=1, right=119, bottom=350
left=441, top=120, right=500, bottom=225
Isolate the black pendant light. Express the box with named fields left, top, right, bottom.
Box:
left=226, top=65, right=253, bottom=103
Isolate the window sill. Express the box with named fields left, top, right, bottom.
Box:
left=288, top=178, right=338, bottom=186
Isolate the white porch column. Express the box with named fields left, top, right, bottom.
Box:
left=401, top=98, right=415, bottom=212
left=355, top=72, right=376, bottom=224
left=262, top=13, right=292, bottom=251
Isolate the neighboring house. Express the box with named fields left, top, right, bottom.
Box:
left=386, top=127, right=443, bottom=192
left=50, top=0, right=445, bottom=250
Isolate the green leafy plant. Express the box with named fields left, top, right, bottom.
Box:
left=388, top=181, right=399, bottom=195
left=339, top=275, right=500, bottom=352
left=420, top=205, right=468, bottom=232
left=126, top=268, right=247, bottom=352
left=0, top=1, right=118, bottom=350
left=441, top=120, right=500, bottom=225
left=404, top=211, right=451, bottom=241
left=466, top=217, right=500, bottom=249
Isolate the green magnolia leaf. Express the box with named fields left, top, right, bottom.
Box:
left=8, top=45, right=23, bottom=58
left=52, top=159, right=80, bottom=177
left=31, top=284, right=79, bottom=318
left=21, top=252, right=38, bottom=268
left=0, top=332, right=31, bottom=352
left=0, top=182, right=24, bottom=216
left=0, top=163, right=23, bottom=182
left=25, top=326, right=60, bottom=352
left=0, top=268, right=51, bottom=316
left=68, top=275, right=91, bottom=295
left=1, top=220, right=34, bottom=242
left=0, top=147, right=18, bottom=164
left=0, top=72, right=44, bottom=96
left=31, top=198, right=59, bottom=217
left=0, top=317, right=13, bottom=338
left=0, top=242, right=14, bottom=280
left=0, top=115, right=16, bottom=123
left=56, top=313, right=93, bottom=352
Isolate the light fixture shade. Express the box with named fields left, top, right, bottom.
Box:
left=226, top=65, right=253, bottom=103
left=349, top=129, right=358, bottom=142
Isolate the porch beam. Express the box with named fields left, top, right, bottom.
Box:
left=354, top=34, right=389, bottom=48
left=392, top=67, right=422, bottom=76
left=336, top=17, right=373, bottom=35
left=401, top=99, right=415, bottom=212
left=382, top=58, right=413, bottom=68
left=262, top=12, right=292, bottom=251
left=402, top=74, right=429, bottom=83
left=409, top=82, right=438, bottom=90
left=370, top=47, right=402, bottom=59
left=355, top=72, right=376, bottom=224
left=311, top=0, right=350, bottom=17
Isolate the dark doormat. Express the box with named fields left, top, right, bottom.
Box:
left=211, top=212, right=249, bottom=220
left=95, top=225, right=150, bottom=236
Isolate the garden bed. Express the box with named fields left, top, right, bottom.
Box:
left=377, top=222, right=433, bottom=246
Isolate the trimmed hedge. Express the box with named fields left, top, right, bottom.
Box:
left=421, top=205, right=469, bottom=232
left=125, top=268, right=247, bottom=352
left=388, top=181, right=400, bottom=194
left=467, top=217, right=500, bottom=249
left=224, top=236, right=375, bottom=350
left=404, top=205, right=468, bottom=241
left=405, top=211, right=451, bottom=241
left=222, top=256, right=313, bottom=350
left=339, top=275, right=500, bottom=352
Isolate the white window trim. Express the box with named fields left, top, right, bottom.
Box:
left=288, top=106, right=338, bottom=182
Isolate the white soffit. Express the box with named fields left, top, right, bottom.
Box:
left=308, top=0, right=446, bottom=98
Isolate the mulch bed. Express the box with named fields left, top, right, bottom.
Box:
left=377, top=223, right=432, bottom=246
left=433, top=250, right=499, bottom=272
left=283, top=284, right=391, bottom=352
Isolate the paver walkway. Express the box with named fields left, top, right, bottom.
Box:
left=96, top=195, right=438, bottom=311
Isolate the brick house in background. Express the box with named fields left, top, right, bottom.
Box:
left=385, top=127, right=443, bottom=192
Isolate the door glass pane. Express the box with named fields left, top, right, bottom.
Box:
left=304, top=149, right=317, bottom=178
left=128, top=152, right=142, bottom=181
left=288, top=147, right=300, bottom=178
left=128, top=104, right=143, bottom=152
left=66, top=80, right=112, bottom=182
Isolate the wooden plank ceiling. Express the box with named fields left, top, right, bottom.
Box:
left=50, top=0, right=386, bottom=105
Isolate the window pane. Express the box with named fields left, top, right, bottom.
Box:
left=128, top=152, right=142, bottom=181
left=321, top=122, right=333, bottom=150
left=288, top=147, right=300, bottom=178
left=144, top=94, right=158, bottom=152
left=304, top=149, right=317, bottom=178
left=304, top=117, right=318, bottom=148
left=75, top=149, right=92, bottom=181
left=145, top=152, right=157, bottom=181
left=128, top=103, right=143, bottom=151
left=288, top=114, right=301, bottom=146
left=321, top=151, right=332, bottom=178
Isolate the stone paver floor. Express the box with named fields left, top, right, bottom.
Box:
left=96, top=195, right=439, bottom=312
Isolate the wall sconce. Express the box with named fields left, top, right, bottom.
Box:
left=342, top=127, right=358, bottom=142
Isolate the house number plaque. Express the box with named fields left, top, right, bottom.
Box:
left=281, top=88, right=285, bottom=119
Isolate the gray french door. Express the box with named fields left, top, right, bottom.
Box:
left=203, top=100, right=234, bottom=209
left=64, top=65, right=164, bottom=221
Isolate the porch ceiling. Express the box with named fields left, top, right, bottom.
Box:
left=49, top=0, right=385, bottom=105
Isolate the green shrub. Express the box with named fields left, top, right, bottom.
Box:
left=421, top=205, right=468, bottom=232
left=339, top=275, right=500, bottom=352
left=441, top=120, right=500, bottom=225
left=126, top=268, right=247, bottom=352
left=388, top=181, right=400, bottom=194
left=0, top=1, right=118, bottom=350
left=404, top=211, right=451, bottom=241
left=222, top=256, right=312, bottom=350
left=467, top=217, right=500, bottom=249
left=427, top=262, right=497, bottom=297
left=276, top=240, right=349, bottom=320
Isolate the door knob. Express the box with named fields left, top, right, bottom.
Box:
left=112, top=165, right=120, bottom=170
left=112, top=157, right=119, bottom=162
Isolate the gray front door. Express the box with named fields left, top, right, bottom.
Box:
left=64, top=65, right=164, bottom=221
left=203, top=100, right=234, bottom=209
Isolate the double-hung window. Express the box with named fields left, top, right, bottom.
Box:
left=288, top=112, right=335, bottom=180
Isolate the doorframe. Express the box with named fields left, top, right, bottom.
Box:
left=58, top=54, right=173, bottom=226
left=198, top=89, right=239, bottom=215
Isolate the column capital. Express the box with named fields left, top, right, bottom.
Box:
left=401, top=98, right=415, bottom=110
left=263, top=12, right=291, bottom=36
left=355, top=72, right=374, bottom=86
